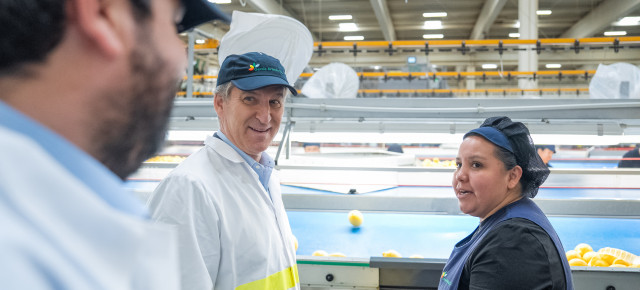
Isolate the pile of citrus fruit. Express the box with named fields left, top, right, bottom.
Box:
left=421, top=158, right=456, bottom=168
left=145, top=155, right=186, bottom=163
left=566, top=243, right=640, bottom=268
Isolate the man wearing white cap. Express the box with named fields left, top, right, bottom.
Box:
left=148, top=52, right=300, bottom=290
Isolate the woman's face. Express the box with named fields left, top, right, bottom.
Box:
left=453, top=135, right=522, bottom=220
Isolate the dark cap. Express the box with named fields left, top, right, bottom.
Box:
left=464, top=127, right=514, bottom=153
left=177, top=0, right=231, bottom=33
left=535, top=145, right=556, bottom=153
left=217, top=52, right=298, bottom=95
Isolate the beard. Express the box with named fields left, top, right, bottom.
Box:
left=93, top=30, right=180, bottom=180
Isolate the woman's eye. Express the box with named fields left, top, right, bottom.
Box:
left=472, top=162, right=481, bottom=168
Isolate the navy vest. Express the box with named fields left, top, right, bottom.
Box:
left=438, top=198, right=573, bottom=290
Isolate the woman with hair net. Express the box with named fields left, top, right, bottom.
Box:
left=438, top=117, right=573, bottom=290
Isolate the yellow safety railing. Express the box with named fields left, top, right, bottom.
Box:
left=184, top=70, right=596, bottom=80
left=193, top=37, right=640, bottom=51
left=176, top=88, right=589, bottom=96
left=313, top=37, right=640, bottom=48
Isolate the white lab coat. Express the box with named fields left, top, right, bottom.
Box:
left=0, top=127, right=179, bottom=290
left=147, top=135, right=299, bottom=290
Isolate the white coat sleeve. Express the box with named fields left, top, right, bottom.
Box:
left=147, top=172, right=221, bottom=290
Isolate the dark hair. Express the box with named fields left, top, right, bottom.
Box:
left=0, top=0, right=151, bottom=76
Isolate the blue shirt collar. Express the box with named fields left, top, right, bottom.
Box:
left=214, top=131, right=274, bottom=194
left=0, top=101, right=148, bottom=218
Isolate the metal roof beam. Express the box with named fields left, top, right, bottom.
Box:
left=470, top=0, right=508, bottom=40
left=369, top=0, right=396, bottom=41
left=561, top=0, right=640, bottom=38
left=245, top=0, right=297, bottom=18
left=244, top=0, right=319, bottom=41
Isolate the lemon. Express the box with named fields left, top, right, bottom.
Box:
left=597, top=247, right=636, bottom=266
left=348, top=210, right=363, bottom=227
left=588, top=256, right=609, bottom=267
left=582, top=251, right=597, bottom=264
left=630, top=264, right=640, bottom=268
left=569, top=258, right=587, bottom=266
left=597, top=253, right=617, bottom=265
left=382, top=250, right=402, bottom=258
left=612, top=258, right=631, bottom=266
left=312, top=250, right=328, bottom=256
left=329, top=252, right=346, bottom=257
left=409, top=254, right=424, bottom=259
left=609, top=264, right=627, bottom=268
left=292, top=235, right=298, bottom=251
left=574, top=243, right=593, bottom=257
left=565, top=250, right=581, bottom=261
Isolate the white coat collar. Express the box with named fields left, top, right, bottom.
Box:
left=204, top=134, right=245, bottom=164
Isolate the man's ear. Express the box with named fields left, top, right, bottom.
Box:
left=213, top=94, right=224, bottom=115
left=66, top=0, right=127, bottom=58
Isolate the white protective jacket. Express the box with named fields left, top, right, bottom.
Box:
left=0, top=127, right=179, bottom=290
left=147, top=135, right=299, bottom=290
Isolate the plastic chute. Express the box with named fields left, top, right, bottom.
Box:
left=589, top=63, right=640, bottom=99
left=302, top=63, right=359, bottom=98
left=218, top=11, right=313, bottom=86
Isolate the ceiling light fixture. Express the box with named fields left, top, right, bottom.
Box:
left=195, top=39, right=206, bottom=44
left=207, top=0, right=231, bottom=4
left=329, top=15, right=353, bottom=20
left=423, top=34, right=444, bottom=39
left=536, top=10, right=552, bottom=15
left=604, top=31, right=627, bottom=36
left=482, top=64, right=498, bottom=69
left=545, top=64, right=562, bottom=69
left=614, top=16, right=640, bottom=26
left=423, top=12, right=447, bottom=18
left=423, top=20, right=443, bottom=29
left=339, top=23, right=358, bottom=32
left=509, top=33, right=520, bottom=38
left=344, top=36, right=364, bottom=41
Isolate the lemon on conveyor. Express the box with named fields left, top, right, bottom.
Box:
left=292, top=235, right=298, bottom=251
left=612, top=258, right=630, bottom=266
left=588, top=255, right=609, bottom=267
left=409, top=254, right=424, bottom=259
left=382, top=250, right=402, bottom=258
left=569, top=259, right=587, bottom=266
left=574, top=243, right=593, bottom=257
left=582, top=251, right=597, bottom=264
left=597, top=247, right=637, bottom=266
left=329, top=253, right=346, bottom=257
left=348, top=210, right=363, bottom=227
left=312, top=250, right=328, bottom=256
left=565, top=250, right=581, bottom=261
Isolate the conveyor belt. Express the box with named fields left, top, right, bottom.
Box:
left=289, top=211, right=640, bottom=260
left=126, top=181, right=640, bottom=200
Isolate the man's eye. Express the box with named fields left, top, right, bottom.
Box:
left=270, top=100, right=282, bottom=108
